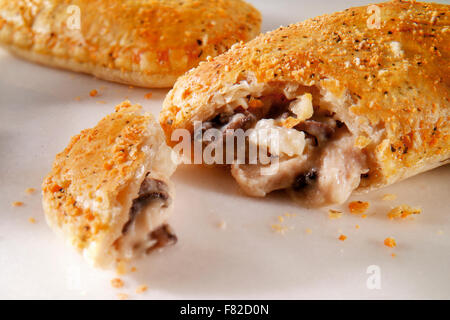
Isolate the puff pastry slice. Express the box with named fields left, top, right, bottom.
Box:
left=160, top=0, right=450, bottom=206
left=42, top=101, right=177, bottom=267
left=0, top=0, right=261, bottom=87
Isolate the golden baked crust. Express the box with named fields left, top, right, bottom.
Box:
left=0, top=0, right=261, bottom=87
left=42, top=101, right=176, bottom=266
left=160, top=0, right=450, bottom=190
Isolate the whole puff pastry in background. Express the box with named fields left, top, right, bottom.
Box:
left=0, top=0, right=261, bottom=88
left=42, top=102, right=177, bottom=267
left=160, top=1, right=450, bottom=206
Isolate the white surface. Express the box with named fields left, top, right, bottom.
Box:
left=0, top=0, right=449, bottom=300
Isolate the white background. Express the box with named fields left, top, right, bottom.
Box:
left=0, top=0, right=449, bottom=299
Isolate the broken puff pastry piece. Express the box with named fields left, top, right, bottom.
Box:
left=42, top=101, right=177, bottom=267
left=0, top=0, right=261, bottom=88
left=160, top=1, right=450, bottom=207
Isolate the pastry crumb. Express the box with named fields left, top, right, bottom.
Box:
left=271, top=224, right=288, bottom=234
left=382, top=193, right=397, bottom=201
left=116, top=260, right=128, bottom=275
left=391, top=253, right=396, bottom=258
left=89, top=89, right=98, bottom=97
left=338, top=234, right=347, bottom=241
left=117, top=293, right=128, bottom=300
left=144, top=92, right=153, bottom=99
left=217, top=220, right=227, bottom=230
left=305, top=228, right=312, bottom=234
left=284, top=213, right=297, bottom=218
left=387, top=205, right=421, bottom=220
left=328, top=209, right=342, bottom=219
left=131, top=267, right=137, bottom=272
left=12, top=201, right=24, bottom=207
left=96, top=100, right=107, bottom=104
left=384, top=237, right=396, bottom=248
left=437, top=230, right=444, bottom=235
left=28, top=217, right=36, bottom=224
left=111, top=278, right=124, bottom=289
left=355, top=224, right=360, bottom=229
left=136, top=285, right=148, bottom=294
left=25, top=188, right=36, bottom=195
left=277, top=215, right=284, bottom=223
left=361, top=214, right=368, bottom=219
left=348, top=201, right=369, bottom=214
left=74, top=96, right=81, bottom=101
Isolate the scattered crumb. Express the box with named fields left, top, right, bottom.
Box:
left=305, top=228, right=312, bottom=234
left=284, top=213, right=297, bottom=218
left=328, top=209, right=342, bottom=219
left=89, top=89, right=98, bottom=97
left=96, top=100, right=107, bottom=104
left=338, top=234, right=347, bottom=241
left=271, top=224, right=288, bottom=234
left=355, top=224, right=360, bottom=229
left=391, top=253, right=396, bottom=258
left=74, top=96, right=81, bottom=101
left=384, top=237, right=396, bottom=248
left=131, top=267, right=137, bottom=272
left=25, top=188, right=36, bottom=195
left=361, top=214, right=368, bottom=219
left=128, top=86, right=134, bottom=90
left=277, top=215, right=284, bottom=223
left=382, top=193, right=397, bottom=201
left=144, top=92, right=153, bottom=99
left=136, top=285, right=148, bottom=294
left=348, top=201, right=369, bottom=214
left=110, top=278, right=124, bottom=289
left=116, top=260, right=128, bottom=275
left=217, top=220, right=227, bottom=230
left=387, top=205, right=421, bottom=220
left=28, top=217, right=36, bottom=224
left=117, top=293, right=128, bottom=300
left=12, top=201, right=24, bottom=207
left=437, top=230, right=444, bottom=236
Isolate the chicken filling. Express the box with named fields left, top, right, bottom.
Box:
left=201, top=87, right=368, bottom=206
left=114, top=174, right=176, bottom=258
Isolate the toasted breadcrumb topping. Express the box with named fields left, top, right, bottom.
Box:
left=136, top=285, right=148, bottom=294
left=384, top=237, right=396, bottom=248
left=348, top=201, right=370, bottom=214
left=12, top=201, right=24, bottom=207
left=111, top=278, right=124, bottom=289
left=387, top=205, right=421, bottom=220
